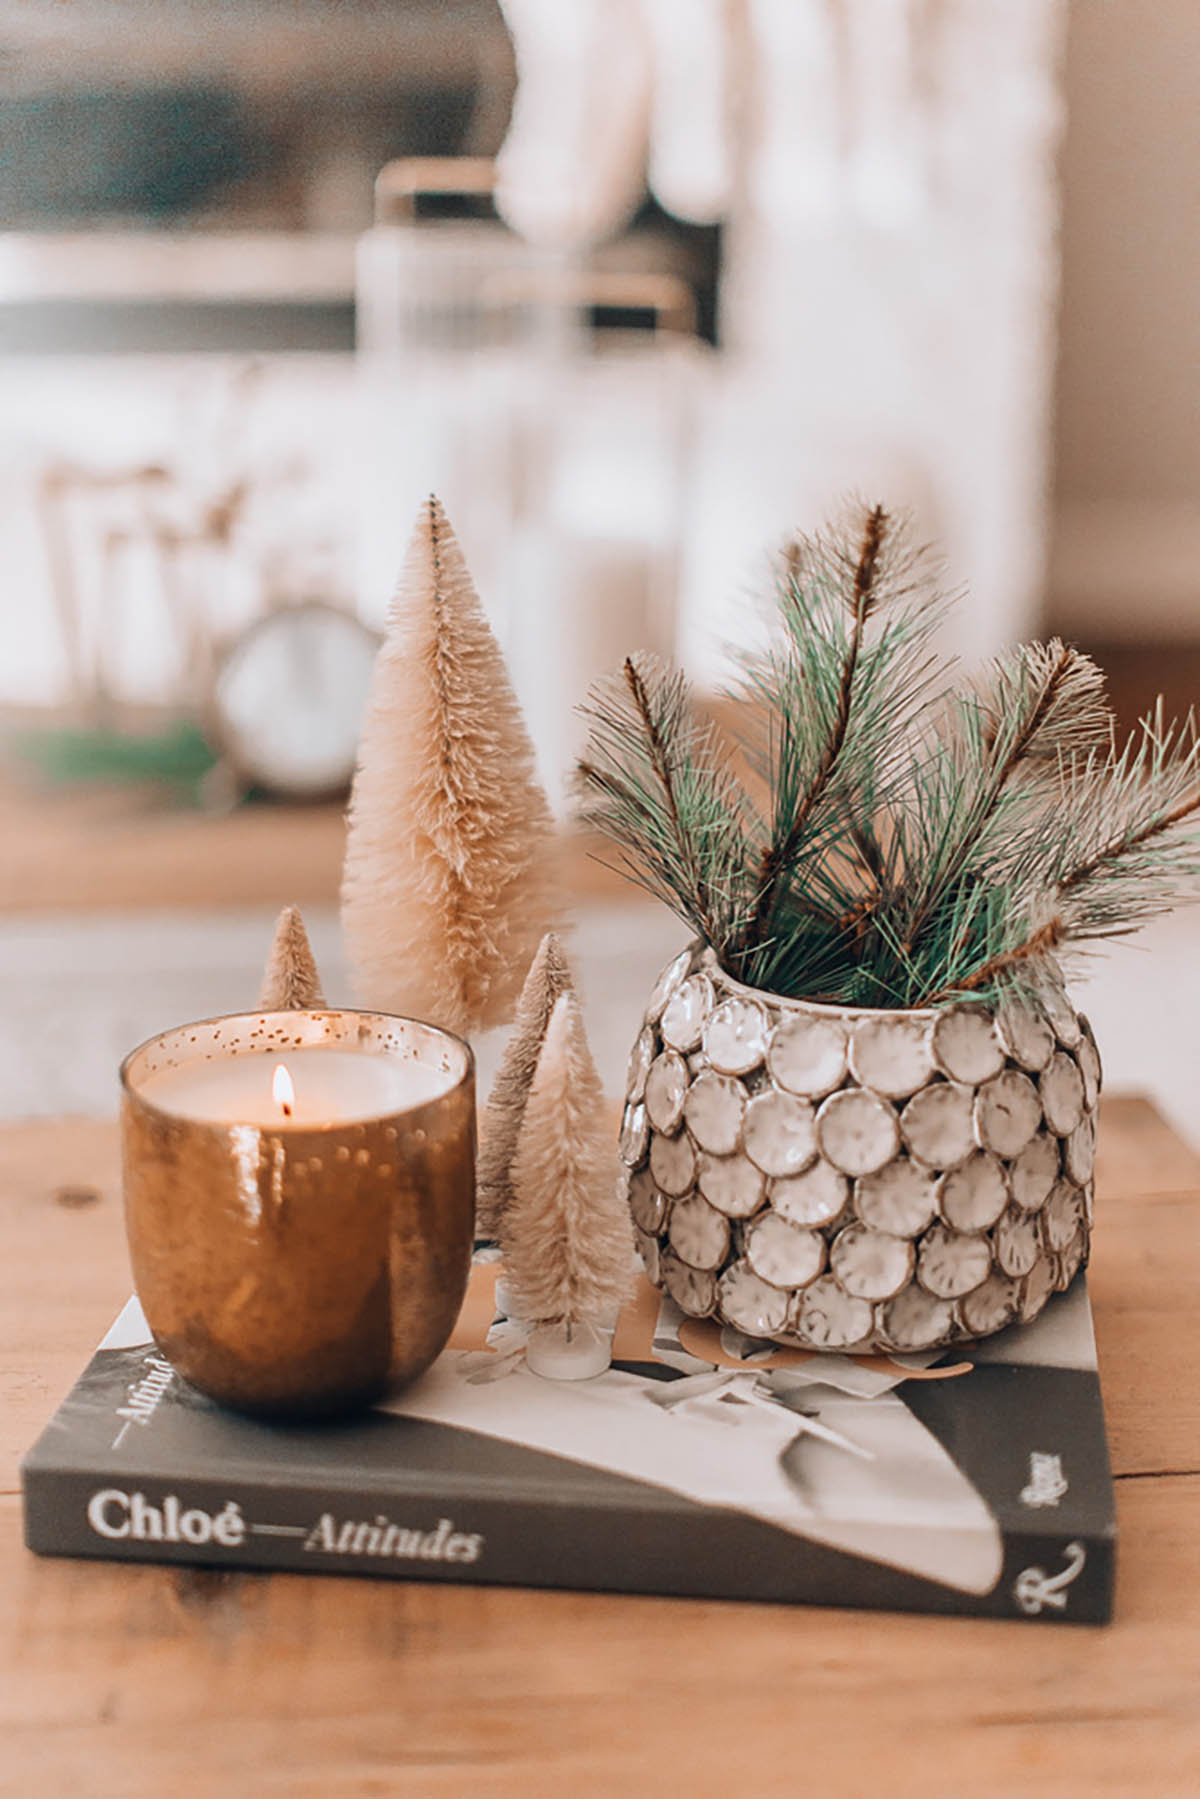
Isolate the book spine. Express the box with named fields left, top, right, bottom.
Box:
left=24, top=1465, right=1113, bottom=1621
left=23, top=1468, right=504, bottom=1583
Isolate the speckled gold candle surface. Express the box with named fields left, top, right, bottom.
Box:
left=120, top=1011, right=475, bottom=1419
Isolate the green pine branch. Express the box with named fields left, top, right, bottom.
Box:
left=576, top=654, right=759, bottom=960
left=574, top=501, right=1200, bottom=1009
left=746, top=504, right=886, bottom=945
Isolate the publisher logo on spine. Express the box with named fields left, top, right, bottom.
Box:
left=1020, top=1451, right=1068, bottom=1509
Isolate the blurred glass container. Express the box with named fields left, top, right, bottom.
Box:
left=501, top=268, right=698, bottom=812
left=355, top=158, right=534, bottom=647
left=355, top=161, right=700, bottom=810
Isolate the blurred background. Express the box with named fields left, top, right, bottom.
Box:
left=0, top=0, right=1197, bottom=1138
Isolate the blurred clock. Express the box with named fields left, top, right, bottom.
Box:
left=209, top=602, right=380, bottom=800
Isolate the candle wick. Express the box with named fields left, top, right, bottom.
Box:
left=282, top=1102, right=293, bottom=1118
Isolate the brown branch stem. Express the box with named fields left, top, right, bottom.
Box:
left=896, top=644, right=1077, bottom=968
left=926, top=916, right=1065, bottom=1002
left=1059, top=784, right=1200, bottom=895
left=852, top=504, right=887, bottom=611
left=620, top=658, right=716, bottom=932
left=991, top=642, right=1074, bottom=786
left=747, top=505, right=888, bottom=947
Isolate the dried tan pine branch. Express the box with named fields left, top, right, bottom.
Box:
left=1060, top=784, right=1200, bottom=895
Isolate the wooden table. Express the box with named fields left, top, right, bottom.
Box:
left=3, top=1099, right=1199, bottom=1798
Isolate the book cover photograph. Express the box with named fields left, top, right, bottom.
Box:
left=22, top=1259, right=1115, bottom=1624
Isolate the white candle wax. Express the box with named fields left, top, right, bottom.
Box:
left=137, top=1046, right=457, bottom=1127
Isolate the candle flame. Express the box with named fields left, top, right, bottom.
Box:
left=272, top=1063, right=295, bottom=1119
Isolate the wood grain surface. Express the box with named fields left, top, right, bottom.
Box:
left=2, top=1097, right=1199, bottom=1798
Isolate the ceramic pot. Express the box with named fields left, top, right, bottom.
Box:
left=620, top=945, right=1100, bottom=1353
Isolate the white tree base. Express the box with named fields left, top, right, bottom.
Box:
left=526, top=1320, right=611, bottom=1381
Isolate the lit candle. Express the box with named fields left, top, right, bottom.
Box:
left=120, top=1010, right=476, bottom=1418
left=137, top=1041, right=458, bottom=1127
left=273, top=1064, right=294, bottom=1116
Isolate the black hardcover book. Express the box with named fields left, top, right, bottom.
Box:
left=22, top=1262, right=1115, bottom=1622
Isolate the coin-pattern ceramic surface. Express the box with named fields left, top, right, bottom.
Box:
left=621, top=945, right=1098, bottom=1352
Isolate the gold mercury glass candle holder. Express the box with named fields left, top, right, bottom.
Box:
left=120, top=1011, right=475, bottom=1419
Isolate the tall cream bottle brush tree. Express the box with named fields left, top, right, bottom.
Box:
left=342, top=497, right=563, bottom=1037
left=502, top=990, right=632, bottom=1378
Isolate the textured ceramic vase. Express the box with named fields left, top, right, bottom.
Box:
left=620, top=945, right=1100, bottom=1353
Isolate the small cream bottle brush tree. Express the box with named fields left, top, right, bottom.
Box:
left=502, top=991, right=632, bottom=1378
left=341, top=496, right=563, bottom=1038
left=477, top=930, right=575, bottom=1240
left=258, top=906, right=325, bottom=1010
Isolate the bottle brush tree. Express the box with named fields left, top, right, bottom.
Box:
left=577, top=501, right=1200, bottom=1009
left=342, top=496, right=563, bottom=1037
left=258, top=906, right=325, bottom=1010
left=502, top=991, right=632, bottom=1330
left=477, top=931, right=575, bottom=1240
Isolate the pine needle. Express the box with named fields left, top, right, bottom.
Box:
left=576, top=653, right=758, bottom=960
left=727, top=506, right=949, bottom=991
left=745, top=505, right=887, bottom=947
left=1049, top=702, right=1200, bottom=937
left=934, top=915, right=1066, bottom=999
